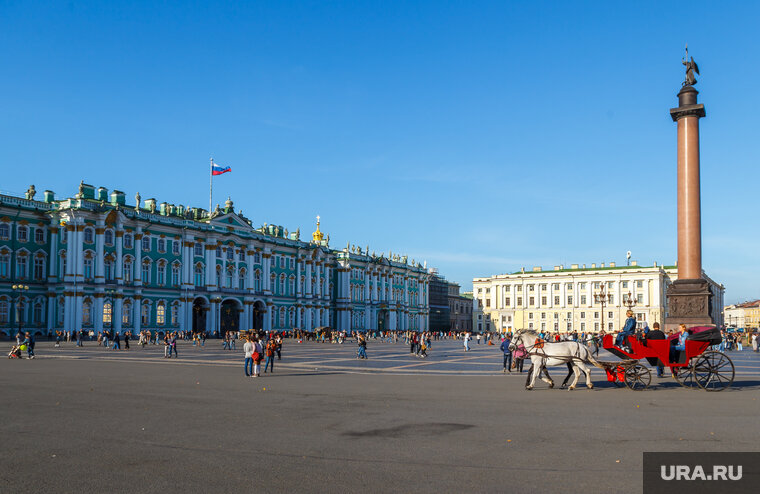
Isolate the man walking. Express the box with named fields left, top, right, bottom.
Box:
left=243, top=337, right=254, bottom=377
left=112, top=331, right=121, bottom=350
left=500, top=335, right=512, bottom=373
left=22, top=332, right=35, bottom=359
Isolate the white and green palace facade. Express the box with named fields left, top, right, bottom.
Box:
left=0, top=183, right=430, bottom=337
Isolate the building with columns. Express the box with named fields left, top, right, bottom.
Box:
left=0, top=183, right=430, bottom=337
left=473, top=261, right=724, bottom=334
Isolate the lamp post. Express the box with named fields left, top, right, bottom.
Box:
left=623, top=291, right=637, bottom=312
left=12, top=284, right=30, bottom=337
left=594, top=284, right=611, bottom=333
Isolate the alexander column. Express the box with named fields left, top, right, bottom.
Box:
left=665, top=47, right=714, bottom=329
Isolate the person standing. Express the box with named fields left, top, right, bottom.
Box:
left=76, top=329, right=83, bottom=347
left=500, top=336, right=512, bottom=373
left=645, top=322, right=666, bottom=377
left=463, top=332, right=471, bottom=352
left=124, top=331, right=130, bottom=350
left=252, top=337, right=263, bottom=377
left=275, top=334, right=282, bottom=360
left=264, top=339, right=275, bottom=373
left=22, top=332, right=35, bottom=359
left=170, top=333, right=178, bottom=358
left=357, top=333, right=368, bottom=359
left=243, top=337, right=254, bottom=377
left=163, top=334, right=171, bottom=358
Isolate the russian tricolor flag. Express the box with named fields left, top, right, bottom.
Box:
left=211, top=162, right=231, bottom=175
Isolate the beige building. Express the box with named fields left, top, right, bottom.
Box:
left=724, top=300, right=760, bottom=330
left=473, top=262, right=724, bottom=334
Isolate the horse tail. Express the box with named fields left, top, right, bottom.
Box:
left=585, top=350, right=605, bottom=369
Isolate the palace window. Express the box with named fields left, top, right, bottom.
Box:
left=622, top=281, right=628, bottom=289
left=156, top=302, right=166, bottom=325
left=226, top=247, right=233, bottom=261
left=517, top=297, right=523, bottom=306
left=0, top=253, right=9, bottom=278
left=33, top=301, right=43, bottom=325
left=172, top=240, right=180, bottom=255
left=637, top=294, right=644, bottom=304
left=141, top=303, right=150, bottom=326
left=142, top=236, right=150, bottom=251
left=17, top=225, right=28, bottom=242
left=541, top=296, right=547, bottom=305
left=194, top=264, right=204, bottom=287
left=82, top=299, right=92, bottom=325
left=552, top=283, right=560, bottom=290
left=84, top=257, right=93, bottom=281
left=171, top=303, right=179, bottom=326
left=0, top=223, right=9, bottom=240
left=254, top=252, right=261, bottom=263
left=123, top=233, right=133, bottom=249
left=270, top=273, right=276, bottom=293
left=59, top=255, right=66, bottom=279
left=34, top=257, right=45, bottom=281
left=254, top=270, right=261, bottom=292
left=289, top=258, right=295, bottom=269
left=216, top=246, right=222, bottom=257
left=637, top=280, right=643, bottom=288
left=35, top=228, right=45, bottom=243
left=157, top=238, right=166, bottom=253
left=103, top=301, right=112, bottom=325
left=124, top=259, right=133, bottom=283
left=171, top=263, right=180, bottom=286
left=157, top=263, right=166, bottom=286
left=279, top=274, right=285, bottom=295
left=123, top=301, right=132, bottom=325
left=554, top=296, right=560, bottom=305
left=579, top=282, right=586, bottom=290
left=566, top=283, right=573, bottom=290
left=226, top=268, right=233, bottom=288
left=0, top=300, right=8, bottom=324
left=270, top=256, right=275, bottom=269
left=239, top=269, right=246, bottom=289
left=84, top=228, right=94, bottom=244
left=194, top=243, right=203, bottom=256
left=608, top=295, right=614, bottom=304
left=289, top=276, right=295, bottom=295
left=567, top=296, right=573, bottom=305
left=16, top=254, right=28, bottom=279
left=104, top=229, right=114, bottom=246
left=216, top=266, right=222, bottom=287
left=580, top=295, right=587, bottom=305
left=142, top=260, right=151, bottom=284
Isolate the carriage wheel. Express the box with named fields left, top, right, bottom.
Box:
left=693, top=351, right=735, bottom=392
left=624, top=364, right=651, bottom=391
left=672, top=365, right=699, bottom=389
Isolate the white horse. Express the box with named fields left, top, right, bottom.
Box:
left=510, top=329, right=600, bottom=390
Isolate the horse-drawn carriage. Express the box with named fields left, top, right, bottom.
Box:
left=599, top=326, right=734, bottom=391
left=510, top=325, right=734, bottom=391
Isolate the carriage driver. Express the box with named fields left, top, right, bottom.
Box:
left=614, top=310, right=637, bottom=351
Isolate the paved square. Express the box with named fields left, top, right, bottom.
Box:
left=2, top=338, right=759, bottom=493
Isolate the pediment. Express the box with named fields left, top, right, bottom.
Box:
left=209, top=212, right=254, bottom=230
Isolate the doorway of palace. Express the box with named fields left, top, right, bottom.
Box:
left=252, top=301, right=265, bottom=331
left=192, top=298, right=207, bottom=334
left=220, top=299, right=240, bottom=335
left=377, top=310, right=387, bottom=332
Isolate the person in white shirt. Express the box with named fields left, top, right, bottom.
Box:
left=464, top=332, right=471, bottom=352
left=243, top=337, right=254, bottom=377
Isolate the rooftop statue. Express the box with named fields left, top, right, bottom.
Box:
left=25, top=185, right=36, bottom=200
left=682, top=45, right=700, bottom=86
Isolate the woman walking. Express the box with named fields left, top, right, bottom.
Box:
left=252, top=337, right=263, bottom=377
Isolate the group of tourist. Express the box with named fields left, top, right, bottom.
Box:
left=242, top=332, right=282, bottom=376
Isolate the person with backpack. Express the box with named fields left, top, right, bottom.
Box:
left=263, top=339, right=276, bottom=373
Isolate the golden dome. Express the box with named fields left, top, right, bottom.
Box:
left=312, top=215, right=324, bottom=243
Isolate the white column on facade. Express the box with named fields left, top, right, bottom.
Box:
left=133, top=296, right=141, bottom=334
left=95, top=219, right=105, bottom=284
left=75, top=223, right=84, bottom=283
left=262, top=250, right=271, bottom=293
left=115, top=229, right=123, bottom=285
left=587, top=282, right=593, bottom=308
left=364, top=270, right=371, bottom=302
left=48, top=222, right=59, bottom=281
left=206, top=240, right=217, bottom=291
left=305, top=260, right=313, bottom=297
left=295, top=259, right=302, bottom=297
left=113, top=295, right=123, bottom=333
left=315, top=262, right=322, bottom=298
left=404, top=276, right=410, bottom=306
left=134, top=228, right=143, bottom=286
left=47, top=295, right=55, bottom=332
left=246, top=247, right=255, bottom=292
left=95, top=294, right=104, bottom=333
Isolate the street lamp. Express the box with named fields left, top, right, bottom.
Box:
left=623, top=291, right=637, bottom=312
left=594, top=284, right=611, bottom=333
left=12, top=284, right=30, bottom=337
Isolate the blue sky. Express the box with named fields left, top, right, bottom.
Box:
left=2, top=1, right=758, bottom=303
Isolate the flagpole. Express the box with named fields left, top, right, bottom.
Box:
left=209, top=157, right=213, bottom=213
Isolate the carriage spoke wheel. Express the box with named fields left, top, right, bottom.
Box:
left=693, top=351, right=735, bottom=392
left=624, top=364, right=651, bottom=391
left=672, top=364, right=699, bottom=389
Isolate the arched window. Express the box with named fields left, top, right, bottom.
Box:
left=194, top=263, right=204, bottom=287
left=300, top=276, right=305, bottom=294
left=226, top=247, right=234, bottom=260
left=123, top=233, right=133, bottom=249
left=289, top=276, right=295, bottom=296
left=226, top=267, right=234, bottom=288
left=279, top=307, right=285, bottom=328
left=288, top=307, right=294, bottom=326
left=33, top=300, right=43, bottom=325
left=123, top=257, right=133, bottom=283
left=239, top=268, right=246, bottom=290
left=84, top=227, right=94, bottom=244
left=171, top=302, right=179, bottom=326
left=0, top=223, right=9, bottom=240
left=82, top=298, right=92, bottom=325
left=156, top=302, right=166, bottom=325
left=83, top=253, right=93, bottom=281
left=157, top=261, right=166, bottom=286
left=0, top=251, right=10, bottom=278
left=279, top=274, right=285, bottom=295
left=103, top=301, right=113, bottom=326
left=17, top=225, right=28, bottom=242
left=141, top=302, right=150, bottom=326
left=141, top=259, right=151, bottom=284
left=194, top=243, right=203, bottom=256
left=216, top=265, right=222, bottom=287
left=34, top=227, right=45, bottom=243
left=122, top=300, right=132, bottom=325
left=57, top=297, right=65, bottom=326
left=16, top=252, right=28, bottom=279
left=141, top=235, right=150, bottom=252
left=171, top=262, right=180, bottom=286
left=254, top=270, right=261, bottom=292
left=157, top=238, right=166, bottom=253
left=0, top=299, right=9, bottom=324
left=104, top=229, right=114, bottom=246
left=270, top=273, right=276, bottom=294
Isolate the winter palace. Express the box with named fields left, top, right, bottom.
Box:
left=473, top=261, right=724, bottom=334
left=0, top=183, right=430, bottom=337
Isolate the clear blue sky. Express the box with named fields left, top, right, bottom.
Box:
left=2, top=1, right=758, bottom=303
